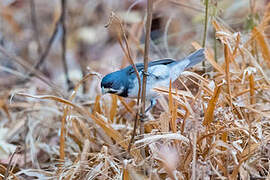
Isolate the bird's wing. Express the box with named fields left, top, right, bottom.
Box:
left=127, top=59, right=175, bottom=74
left=148, top=59, right=175, bottom=66
left=148, top=64, right=171, bottom=80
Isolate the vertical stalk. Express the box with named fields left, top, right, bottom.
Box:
left=30, top=0, right=42, bottom=54
left=202, top=0, right=209, bottom=72
left=140, top=0, right=153, bottom=156
left=60, top=0, right=73, bottom=90
left=213, top=28, right=217, bottom=62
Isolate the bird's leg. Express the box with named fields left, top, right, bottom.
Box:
left=139, top=99, right=156, bottom=122
left=145, top=99, right=157, bottom=113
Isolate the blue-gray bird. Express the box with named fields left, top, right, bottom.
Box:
left=101, top=48, right=205, bottom=112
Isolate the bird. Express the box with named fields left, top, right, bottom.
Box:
left=101, top=48, right=205, bottom=112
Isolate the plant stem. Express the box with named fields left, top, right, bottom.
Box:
left=214, top=28, right=217, bottom=62
left=140, top=0, right=153, bottom=156
left=202, top=0, right=209, bottom=72
left=60, top=0, right=73, bottom=90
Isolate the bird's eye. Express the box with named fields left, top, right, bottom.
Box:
left=128, top=68, right=134, bottom=75
left=103, top=82, right=113, bottom=88
left=108, top=82, right=113, bottom=87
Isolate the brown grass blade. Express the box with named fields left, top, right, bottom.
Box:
left=182, top=71, right=210, bottom=84
left=122, top=164, right=129, bottom=180
left=93, top=95, right=101, bottom=114
left=181, top=107, right=189, bottom=134
left=159, top=112, right=170, bottom=132
left=110, top=94, right=118, bottom=122
left=249, top=74, right=255, bottom=105
left=118, top=97, right=136, bottom=116
left=212, top=20, right=232, bottom=44
left=153, top=87, right=194, bottom=99
left=75, top=118, right=97, bottom=145
left=80, top=139, right=90, bottom=172
left=171, top=102, right=177, bottom=133
left=71, top=118, right=84, bottom=143
left=68, top=132, right=83, bottom=150
left=182, top=148, right=192, bottom=173
left=230, top=140, right=261, bottom=179
left=215, top=157, right=229, bottom=177
left=232, top=33, right=240, bottom=59
left=168, top=80, right=173, bottom=114
left=224, top=44, right=233, bottom=107
left=16, top=93, right=75, bottom=107
left=230, top=33, right=241, bottom=71
left=260, top=3, right=270, bottom=30
left=232, top=85, right=270, bottom=98
left=243, top=106, right=270, bottom=118
left=168, top=80, right=177, bottom=133
left=203, top=84, right=222, bottom=126
left=58, top=107, right=68, bottom=173
left=184, top=76, right=213, bottom=96
left=212, top=20, right=222, bottom=32
left=91, top=113, right=142, bottom=159
left=252, top=27, right=270, bottom=68
left=220, top=131, right=228, bottom=151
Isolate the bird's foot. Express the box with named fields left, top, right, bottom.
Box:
left=139, top=113, right=148, bottom=122
left=145, top=99, right=157, bottom=113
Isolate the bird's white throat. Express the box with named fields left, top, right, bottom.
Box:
left=101, top=86, right=124, bottom=95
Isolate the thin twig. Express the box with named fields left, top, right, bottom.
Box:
left=191, top=131, right=197, bottom=180
left=24, top=116, right=29, bottom=168
left=30, top=0, right=42, bottom=54
left=4, top=147, right=20, bottom=180
left=60, top=0, right=73, bottom=90
left=202, top=0, right=209, bottom=48
left=213, top=28, right=217, bottom=62
left=34, top=22, right=59, bottom=70
left=10, top=0, right=58, bottom=86
left=140, top=0, right=153, bottom=156
left=202, top=0, right=209, bottom=72
left=128, top=111, right=140, bottom=153
left=119, top=26, right=141, bottom=152
left=105, top=13, right=142, bottom=153
left=169, top=0, right=204, bottom=12
left=77, top=45, right=88, bottom=93
left=0, top=45, right=63, bottom=96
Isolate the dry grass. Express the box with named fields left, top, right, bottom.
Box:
left=1, top=0, right=270, bottom=179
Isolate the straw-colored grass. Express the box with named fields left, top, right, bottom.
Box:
left=1, top=0, right=270, bottom=179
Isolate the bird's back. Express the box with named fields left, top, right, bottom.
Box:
left=125, top=58, right=175, bottom=75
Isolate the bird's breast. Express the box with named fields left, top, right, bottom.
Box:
left=127, top=69, right=171, bottom=99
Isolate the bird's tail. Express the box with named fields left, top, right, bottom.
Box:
left=185, top=48, right=205, bottom=69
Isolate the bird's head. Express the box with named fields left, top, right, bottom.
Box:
left=101, top=71, right=125, bottom=95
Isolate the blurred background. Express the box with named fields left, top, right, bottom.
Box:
left=1, top=0, right=267, bottom=91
